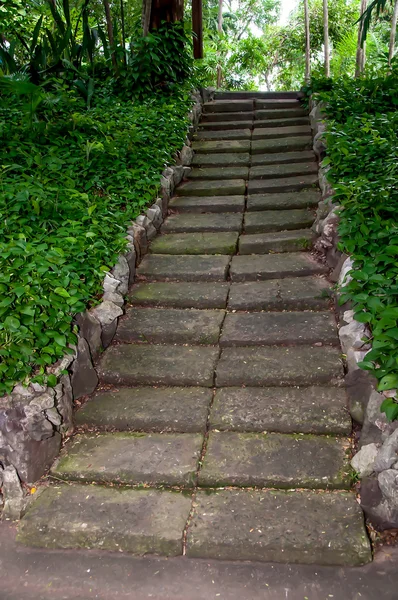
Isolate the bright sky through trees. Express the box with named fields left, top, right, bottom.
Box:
left=279, top=0, right=299, bottom=25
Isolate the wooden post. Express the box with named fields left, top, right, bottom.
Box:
left=323, top=0, right=330, bottom=77
left=192, top=0, right=203, bottom=59
left=304, top=0, right=311, bottom=83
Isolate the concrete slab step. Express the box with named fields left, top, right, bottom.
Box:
left=18, top=484, right=191, bottom=555
left=239, top=229, right=314, bottom=254
left=251, top=150, right=315, bottom=166
left=209, top=386, right=351, bottom=434
left=137, top=254, right=230, bottom=282
left=51, top=432, right=203, bottom=487
left=162, top=213, right=243, bottom=233
left=194, top=129, right=251, bottom=141
left=255, top=108, right=307, bottom=120
left=248, top=175, right=318, bottom=194
left=199, top=120, right=253, bottom=130
left=177, top=179, right=246, bottom=197
left=230, top=253, right=327, bottom=282
left=99, top=344, right=219, bottom=387
left=201, top=111, right=254, bottom=123
left=250, top=162, right=318, bottom=180
left=244, top=209, right=314, bottom=233
left=216, top=91, right=299, bottom=100
left=76, top=386, right=212, bottom=433
left=252, top=125, right=311, bottom=140
left=216, top=345, right=343, bottom=387
left=252, top=137, right=312, bottom=154
left=192, top=140, right=251, bottom=154
left=116, top=307, right=225, bottom=345
left=247, top=190, right=320, bottom=211
left=129, top=282, right=230, bottom=309
left=199, top=432, right=350, bottom=489
left=186, top=489, right=371, bottom=566
left=254, top=117, right=309, bottom=129
left=191, top=152, right=251, bottom=167
left=228, top=277, right=331, bottom=311
left=169, top=195, right=245, bottom=213
left=219, top=311, right=338, bottom=347
left=188, top=167, right=249, bottom=180
left=255, top=98, right=302, bottom=110
left=150, top=232, right=239, bottom=255
left=204, top=100, right=254, bottom=112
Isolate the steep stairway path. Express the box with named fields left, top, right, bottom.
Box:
left=18, top=94, right=372, bottom=567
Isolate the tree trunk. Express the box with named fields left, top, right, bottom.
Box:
left=192, top=0, right=203, bottom=59
left=103, top=0, right=117, bottom=72
left=120, top=0, right=126, bottom=64
left=217, top=0, right=223, bottom=88
left=355, top=0, right=367, bottom=78
left=304, top=0, right=311, bottom=83
left=323, top=0, right=330, bottom=77
left=389, top=0, right=398, bottom=68
left=142, top=0, right=152, bottom=36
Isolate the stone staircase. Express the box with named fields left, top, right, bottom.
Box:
left=17, top=92, right=372, bottom=566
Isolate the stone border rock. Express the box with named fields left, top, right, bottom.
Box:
left=310, top=98, right=398, bottom=531
left=0, top=87, right=213, bottom=519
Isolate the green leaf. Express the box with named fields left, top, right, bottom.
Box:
left=378, top=374, right=398, bottom=392
left=380, top=398, right=398, bottom=422
left=54, top=287, right=70, bottom=298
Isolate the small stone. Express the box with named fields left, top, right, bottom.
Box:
left=2, top=465, right=25, bottom=520
left=30, top=390, right=55, bottom=411
left=339, top=320, right=370, bottom=354
left=374, top=430, right=398, bottom=473
left=103, top=274, right=120, bottom=294
left=45, top=408, right=62, bottom=427
left=112, top=256, right=129, bottom=295
left=147, top=205, right=163, bottom=230
left=75, top=310, right=102, bottom=362
left=180, top=144, right=194, bottom=166
left=124, top=249, right=137, bottom=284
left=130, top=223, right=148, bottom=261
left=171, top=165, right=184, bottom=186
left=103, top=291, right=124, bottom=307
left=70, top=337, right=98, bottom=400
left=351, top=444, right=379, bottom=477
left=91, top=300, right=123, bottom=349
left=378, top=469, right=398, bottom=505
left=338, top=257, right=354, bottom=287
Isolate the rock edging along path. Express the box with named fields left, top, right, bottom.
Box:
left=17, top=93, right=372, bottom=567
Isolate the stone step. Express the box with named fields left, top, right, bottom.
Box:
left=99, top=344, right=219, bottom=387
left=239, top=229, right=314, bottom=254
left=252, top=137, right=312, bottom=154
left=255, top=117, right=309, bottom=128
left=244, top=209, right=314, bottom=233
left=204, top=100, right=254, bottom=113
left=255, top=108, right=307, bottom=120
left=256, top=98, right=302, bottom=110
left=249, top=162, right=318, bottom=180
left=251, top=150, right=315, bottom=166
left=161, top=213, right=243, bottom=233
left=228, top=277, right=331, bottom=311
left=194, top=129, right=251, bottom=141
left=199, top=432, right=350, bottom=489
left=18, top=484, right=192, bottom=556
left=177, top=179, right=246, bottom=197
left=230, top=253, right=327, bottom=282
left=201, top=111, right=254, bottom=123
left=169, top=195, right=245, bottom=213
left=186, top=489, right=372, bottom=566
left=192, top=152, right=250, bottom=167
left=76, top=386, right=212, bottom=433
left=116, top=307, right=225, bottom=345
left=51, top=432, right=203, bottom=488
left=216, top=345, right=343, bottom=387
left=219, top=311, right=338, bottom=347
left=188, top=167, right=249, bottom=180
left=199, top=120, right=253, bottom=130
left=210, top=386, right=351, bottom=434
left=248, top=175, right=318, bottom=194
left=137, top=255, right=230, bottom=282
left=192, top=140, right=251, bottom=154
left=252, top=125, right=311, bottom=140
left=150, top=232, right=239, bottom=255
left=247, top=190, right=320, bottom=211
left=129, top=282, right=230, bottom=309
left=216, top=91, right=299, bottom=100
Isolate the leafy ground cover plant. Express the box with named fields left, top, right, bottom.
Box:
left=306, top=74, right=398, bottom=419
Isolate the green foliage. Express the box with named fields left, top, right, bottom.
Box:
left=310, top=74, right=398, bottom=419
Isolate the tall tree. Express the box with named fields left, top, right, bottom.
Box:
left=389, top=0, right=398, bottom=66
left=323, top=0, right=330, bottom=76
left=103, top=0, right=117, bottom=71
left=217, top=0, right=223, bottom=87
left=304, top=0, right=311, bottom=82
left=356, top=0, right=367, bottom=77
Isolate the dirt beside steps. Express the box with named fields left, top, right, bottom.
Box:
left=17, top=93, right=372, bottom=567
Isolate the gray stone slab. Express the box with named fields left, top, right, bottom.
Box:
left=137, top=255, right=230, bottom=282
left=162, top=213, right=243, bottom=233
left=76, top=386, right=212, bottom=433
left=115, top=307, right=224, bottom=345
left=18, top=484, right=191, bottom=555
left=250, top=162, right=318, bottom=180
left=150, top=232, right=238, bottom=255
left=188, top=167, right=249, bottom=180
left=204, top=100, right=254, bottom=112
left=228, top=277, right=332, bottom=311
left=199, top=432, right=350, bottom=489
left=239, top=229, right=314, bottom=254
left=201, top=111, right=254, bottom=122
left=169, top=195, right=245, bottom=213
left=230, top=253, right=327, bottom=281
left=220, top=311, right=338, bottom=347
left=248, top=175, right=318, bottom=194
left=129, top=282, right=230, bottom=309
left=255, top=116, right=310, bottom=128
left=251, top=150, right=315, bottom=165
left=186, top=489, right=372, bottom=566
left=194, top=129, right=251, bottom=141
left=252, top=137, right=313, bottom=154
left=52, top=432, right=203, bottom=487
left=210, top=386, right=351, bottom=434
left=199, top=120, right=253, bottom=130
left=192, top=140, right=251, bottom=154
left=216, top=345, right=343, bottom=387
left=99, top=344, right=219, bottom=387
left=244, top=209, right=314, bottom=233
left=192, top=152, right=250, bottom=167
left=253, top=125, right=311, bottom=140
left=255, top=108, right=307, bottom=120
left=247, top=190, right=320, bottom=211
left=256, top=99, right=302, bottom=110
left=177, top=179, right=246, bottom=197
